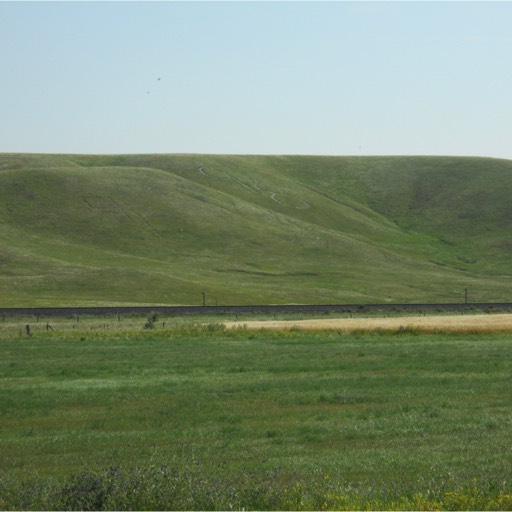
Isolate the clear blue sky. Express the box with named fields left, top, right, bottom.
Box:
left=1, top=1, right=511, bottom=159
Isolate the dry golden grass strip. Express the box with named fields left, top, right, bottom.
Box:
left=224, top=313, right=512, bottom=333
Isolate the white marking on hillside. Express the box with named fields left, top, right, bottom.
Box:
left=198, top=166, right=310, bottom=209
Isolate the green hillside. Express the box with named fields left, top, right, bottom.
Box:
left=1, top=153, right=511, bottom=306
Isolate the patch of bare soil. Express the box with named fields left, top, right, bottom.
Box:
left=224, top=313, right=512, bottom=333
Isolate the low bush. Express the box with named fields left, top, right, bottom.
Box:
left=2, top=465, right=512, bottom=510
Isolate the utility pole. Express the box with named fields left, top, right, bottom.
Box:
left=465, top=288, right=468, bottom=304
left=202, top=291, right=206, bottom=307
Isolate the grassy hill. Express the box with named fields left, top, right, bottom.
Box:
left=1, top=153, right=511, bottom=306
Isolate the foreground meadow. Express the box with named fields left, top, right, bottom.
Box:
left=1, top=321, right=512, bottom=510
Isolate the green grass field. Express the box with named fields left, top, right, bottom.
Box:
left=2, top=153, right=512, bottom=508
left=2, top=322, right=512, bottom=509
left=2, top=153, right=512, bottom=306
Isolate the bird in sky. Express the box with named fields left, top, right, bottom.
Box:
left=146, top=78, right=160, bottom=95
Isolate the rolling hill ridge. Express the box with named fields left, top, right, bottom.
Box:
left=1, top=153, right=511, bottom=306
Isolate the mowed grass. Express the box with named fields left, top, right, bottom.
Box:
left=1, top=323, right=512, bottom=509
left=226, top=312, right=512, bottom=333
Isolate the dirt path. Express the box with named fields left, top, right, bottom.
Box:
left=224, top=313, right=512, bottom=333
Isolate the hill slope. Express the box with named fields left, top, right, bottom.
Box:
left=1, top=153, right=511, bottom=306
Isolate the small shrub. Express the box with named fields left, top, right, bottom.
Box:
left=144, top=312, right=159, bottom=329
left=206, top=322, right=225, bottom=332
left=53, top=469, right=115, bottom=511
